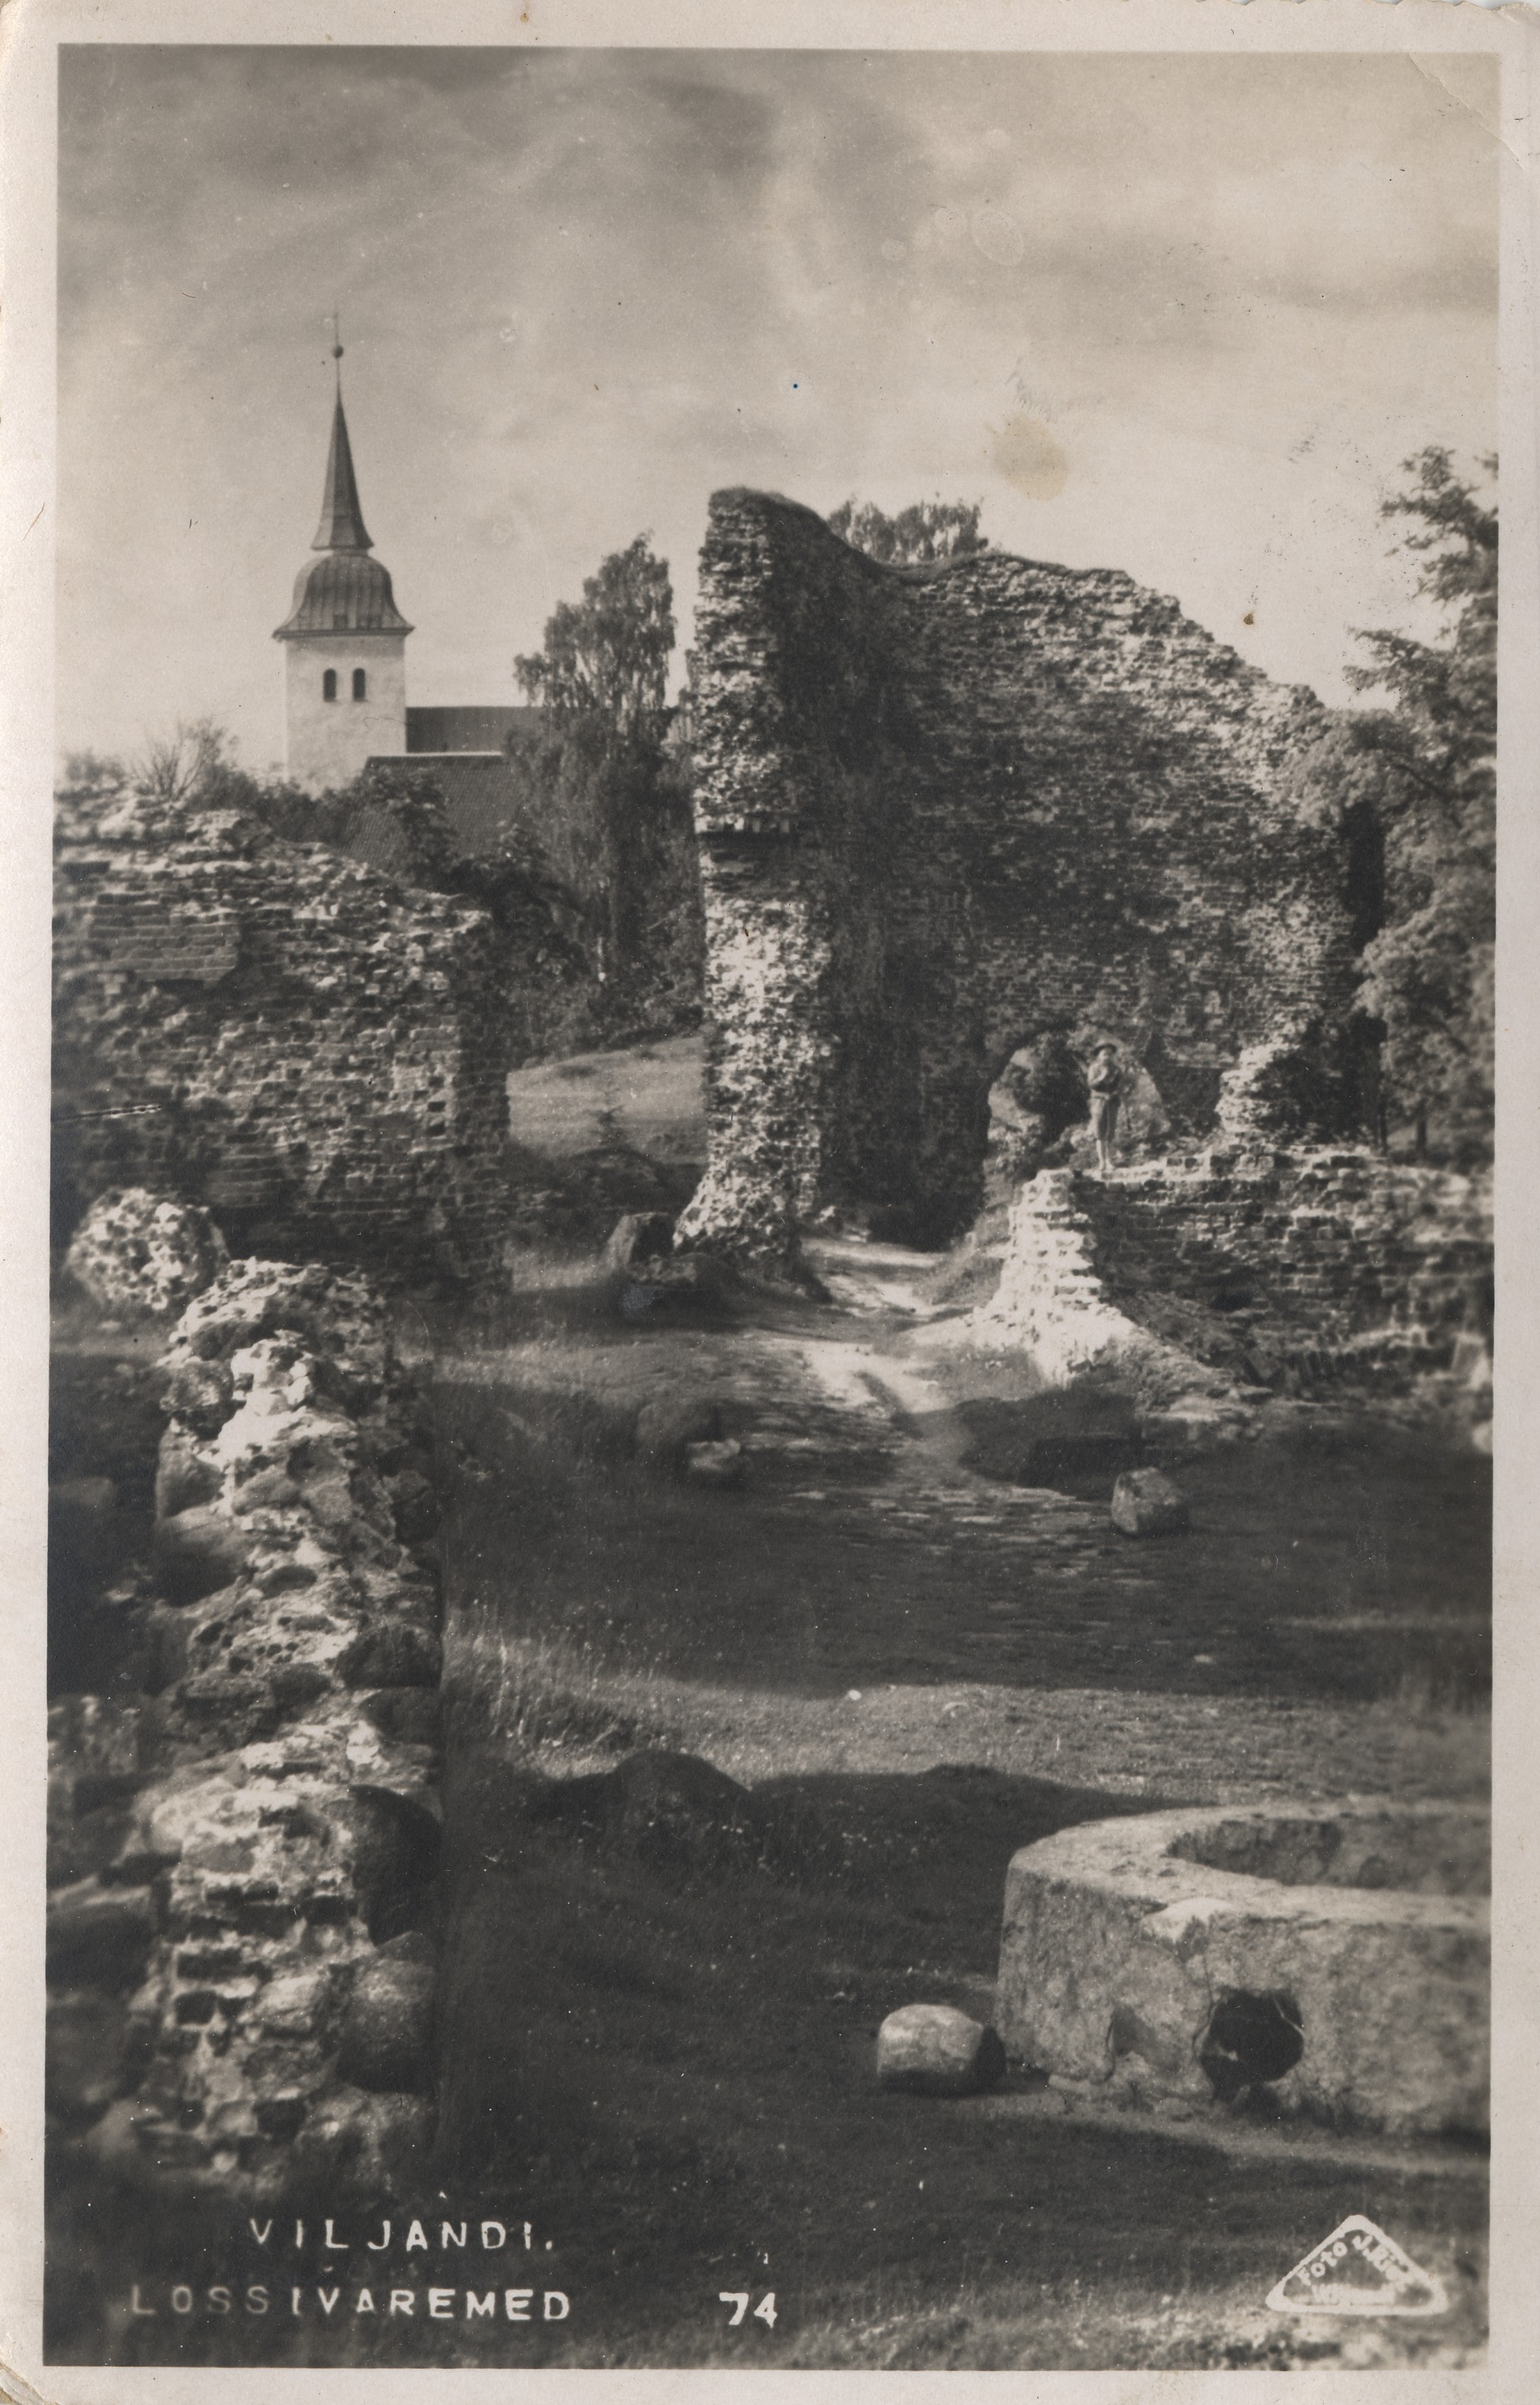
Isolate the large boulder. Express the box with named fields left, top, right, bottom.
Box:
left=340, top=1787, right=442, bottom=1941
left=287, top=2090, right=434, bottom=2196
left=64, top=1189, right=228, bottom=1319
left=537, top=1749, right=768, bottom=1877
left=337, top=1621, right=442, bottom=1691
left=876, top=2004, right=1006, bottom=2097
left=612, top=1749, right=766, bottom=1872
left=386, top=1466, right=440, bottom=1544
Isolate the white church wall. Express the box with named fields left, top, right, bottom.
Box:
left=283, top=633, right=407, bottom=791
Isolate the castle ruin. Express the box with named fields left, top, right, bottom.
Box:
left=678, top=489, right=1369, bottom=1267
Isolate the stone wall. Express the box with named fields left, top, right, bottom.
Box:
left=982, top=1151, right=1492, bottom=1400
left=678, top=490, right=1359, bottom=1264
left=975, top=1170, right=1229, bottom=1404
left=48, top=1261, right=444, bottom=2205
left=53, top=780, right=509, bottom=1280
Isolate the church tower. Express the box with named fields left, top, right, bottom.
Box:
left=274, top=344, right=412, bottom=791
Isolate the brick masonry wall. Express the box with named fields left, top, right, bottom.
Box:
left=678, top=489, right=1358, bottom=1263
left=1078, top=1149, right=1493, bottom=1379
left=978, top=1167, right=1229, bottom=1402
left=985, top=1150, right=1492, bottom=1397
left=53, top=783, right=509, bottom=1280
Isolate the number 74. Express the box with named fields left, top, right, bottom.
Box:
left=718, top=2292, right=777, bottom=2328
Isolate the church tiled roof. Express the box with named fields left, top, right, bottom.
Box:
left=274, top=383, right=412, bottom=637
left=275, top=548, right=412, bottom=636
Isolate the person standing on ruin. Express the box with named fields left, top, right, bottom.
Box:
left=1087, top=1041, right=1125, bottom=1176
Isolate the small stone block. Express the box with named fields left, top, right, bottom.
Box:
left=1110, top=1467, right=1191, bottom=1536
left=684, top=1439, right=745, bottom=1489
left=875, top=2003, right=1006, bottom=2097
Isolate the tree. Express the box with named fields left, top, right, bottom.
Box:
left=510, top=537, right=702, bottom=1027
left=827, top=496, right=988, bottom=566
left=58, top=746, right=126, bottom=789
left=515, top=534, right=675, bottom=738
left=1344, top=448, right=1496, bottom=1163
left=132, top=716, right=231, bottom=804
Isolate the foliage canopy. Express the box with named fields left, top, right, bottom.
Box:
left=515, top=534, right=675, bottom=737
left=1344, top=446, right=1496, bottom=1163
left=828, top=496, right=988, bottom=566
left=510, top=533, right=701, bottom=1032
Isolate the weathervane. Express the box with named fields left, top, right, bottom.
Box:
left=327, top=305, right=344, bottom=385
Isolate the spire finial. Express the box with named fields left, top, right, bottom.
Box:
left=329, top=305, right=344, bottom=390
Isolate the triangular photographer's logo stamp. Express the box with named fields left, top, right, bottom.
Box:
left=1266, top=2216, right=1449, bottom=2316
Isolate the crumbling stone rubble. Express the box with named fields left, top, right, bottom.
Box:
left=64, top=1189, right=229, bottom=1320
left=47, top=1260, right=446, bottom=2203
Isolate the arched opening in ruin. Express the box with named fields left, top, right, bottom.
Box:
left=982, top=1026, right=1175, bottom=1198
left=984, top=1031, right=1087, bottom=1188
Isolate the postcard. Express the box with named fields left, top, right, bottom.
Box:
left=2, top=1, right=1535, bottom=2396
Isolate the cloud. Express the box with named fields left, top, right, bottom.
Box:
left=56, top=45, right=1498, bottom=759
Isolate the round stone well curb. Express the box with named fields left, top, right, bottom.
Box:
left=994, top=1800, right=1488, bottom=2139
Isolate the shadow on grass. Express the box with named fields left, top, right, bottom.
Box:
left=429, top=1737, right=1485, bottom=2368
left=434, top=1353, right=1491, bottom=1710
left=409, top=1295, right=1491, bottom=2367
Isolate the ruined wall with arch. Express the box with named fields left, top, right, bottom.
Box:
left=677, top=488, right=1363, bottom=1263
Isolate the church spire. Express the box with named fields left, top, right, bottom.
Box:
left=312, top=390, right=373, bottom=553
left=275, top=323, right=411, bottom=791
left=311, top=317, right=372, bottom=552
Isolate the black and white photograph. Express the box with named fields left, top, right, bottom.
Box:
left=3, top=0, right=1534, bottom=2386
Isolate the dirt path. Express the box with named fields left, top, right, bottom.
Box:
left=436, top=1231, right=1489, bottom=1806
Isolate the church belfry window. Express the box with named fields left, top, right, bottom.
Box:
left=352, top=667, right=368, bottom=701
left=322, top=669, right=337, bottom=702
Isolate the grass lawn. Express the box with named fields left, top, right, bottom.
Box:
left=425, top=1732, right=1485, bottom=2369
left=418, top=1245, right=1488, bottom=2370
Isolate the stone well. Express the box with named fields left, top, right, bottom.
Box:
left=995, top=1801, right=1488, bottom=2138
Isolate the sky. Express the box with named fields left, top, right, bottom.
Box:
left=56, top=43, right=1499, bottom=770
